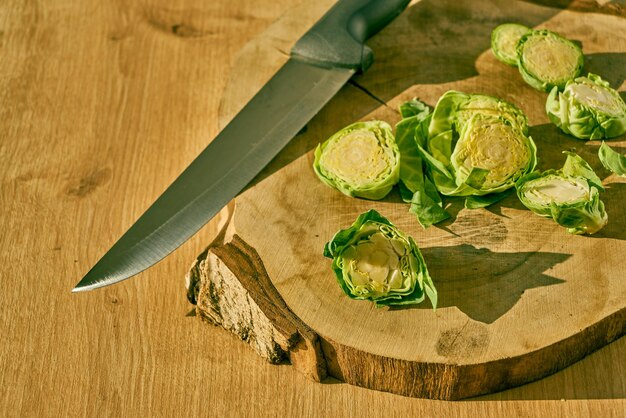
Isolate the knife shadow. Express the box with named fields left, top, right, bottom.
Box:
left=237, top=0, right=586, bottom=192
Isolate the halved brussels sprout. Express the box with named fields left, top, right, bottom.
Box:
left=491, top=23, right=531, bottom=66
left=546, top=73, right=626, bottom=140
left=420, top=92, right=536, bottom=197
left=429, top=91, right=529, bottom=142
left=518, top=173, right=590, bottom=214
left=517, top=29, right=583, bottom=92
left=516, top=152, right=607, bottom=235
left=451, top=114, right=535, bottom=190
left=323, top=209, right=437, bottom=308
left=395, top=93, right=536, bottom=226
left=313, top=121, right=400, bottom=200
left=598, top=141, right=626, bottom=176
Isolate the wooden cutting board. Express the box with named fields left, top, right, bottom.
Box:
left=186, top=0, right=626, bottom=399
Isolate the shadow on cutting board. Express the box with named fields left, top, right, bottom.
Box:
left=523, top=0, right=626, bottom=17
left=419, top=244, right=569, bottom=323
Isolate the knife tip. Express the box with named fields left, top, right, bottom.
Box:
left=71, top=276, right=100, bottom=293
left=71, top=283, right=92, bottom=293
left=72, top=268, right=128, bottom=293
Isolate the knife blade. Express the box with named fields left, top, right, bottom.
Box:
left=73, top=0, right=410, bottom=292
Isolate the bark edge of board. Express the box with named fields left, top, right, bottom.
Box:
left=186, top=230, right=327, bottom=382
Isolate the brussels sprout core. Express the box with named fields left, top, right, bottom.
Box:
left=519, top=175, right=589, bottom=206
left=318, top=129, right=395, bottom=187
left=324, top=210, right=437, bottom=308
left=570, top=79, right=624, bottom=116
left=523, top=37, right=579, bottom=79
left=341, top=231, right=411, bottom=297
left=453, top=117, right=531, bottom=189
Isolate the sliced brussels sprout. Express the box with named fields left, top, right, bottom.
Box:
left=429, top=91, right=529, bottom=142
left=518, top=173, right=590, bottom=213
left=416, top=92, right=536, bottom=198
left=546, top=73, right=626, bottom=140
left=517, top=29, right=583, bottom=92
left=313, top=121, right=400, bottom=200
left=323, top=209, right=437, bottom=308
left=395, top=93, right=535, bottom=225
left=491, top=23, right=531, bottom=66
left=516, top=152, right=607, bottom=235
left=598, top=142, right=626, bottom=176
left=450, top=114, right=535, bottom=193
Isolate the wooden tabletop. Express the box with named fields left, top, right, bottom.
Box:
left=1, top=0, right=625, bottom=416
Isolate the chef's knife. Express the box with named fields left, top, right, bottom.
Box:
left=73, top=0, right=410, bottom=292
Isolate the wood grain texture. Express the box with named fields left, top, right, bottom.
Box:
left=0, top=0, right=625, bottom=416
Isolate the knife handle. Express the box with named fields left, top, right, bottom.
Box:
left=291, top=0, right=410, bottom=73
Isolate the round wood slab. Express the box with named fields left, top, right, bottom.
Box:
left=187, top=0, right=626, bottom=399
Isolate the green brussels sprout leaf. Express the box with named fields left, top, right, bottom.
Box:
left=546, top=74, right=626, bottom=140
left=396, top=101, right=451, bottom=228
left=313, top=121, right=400, bottom=200
left=562, top=151, right=604, bottom=190
left=598, top=141, right=626, bottom=176
left=464, top=166, right=490, bottom=190
left=465, top=190, right=513, bottom=209
left=407, top=182, right=450, bottom=228
left=324, top=210, right=437, bottom=308
left=395, top=101, right=431, bottom=196
left=399, top=98, right=431, bottom=119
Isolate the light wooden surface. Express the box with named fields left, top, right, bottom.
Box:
left=1, top=0, right=625, bottom=416
left=206, top=0, right=626, bottom=400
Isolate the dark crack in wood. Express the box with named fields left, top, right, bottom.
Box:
left=348, top=80, right=397, bottom=113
